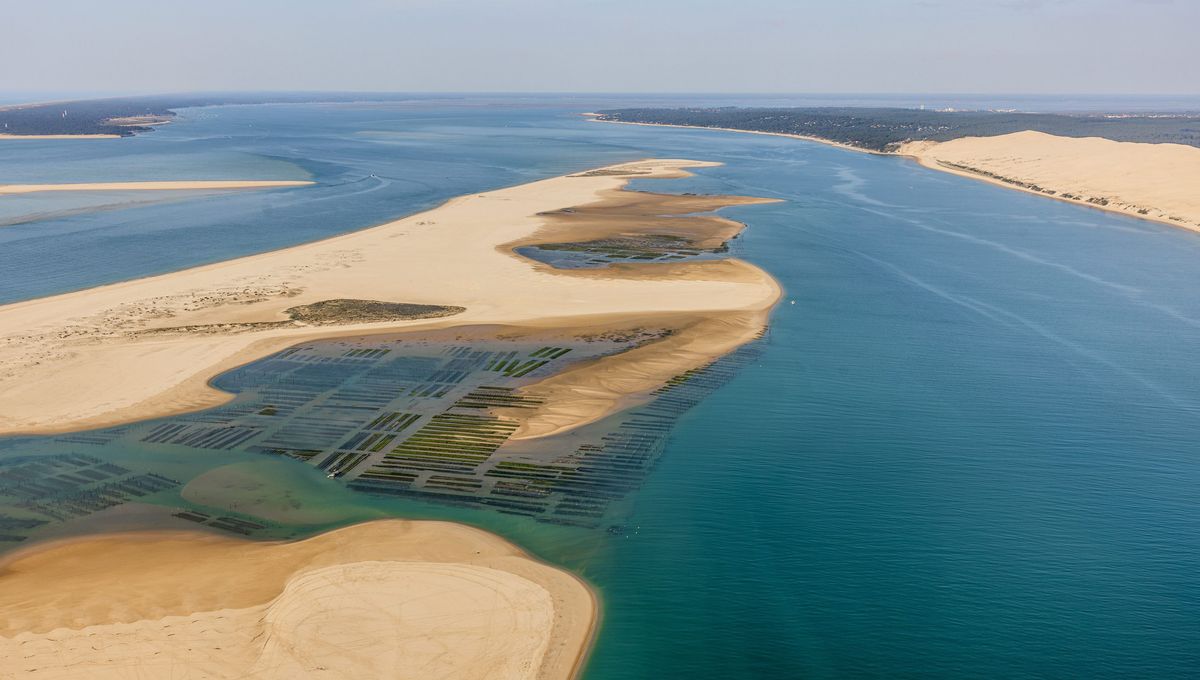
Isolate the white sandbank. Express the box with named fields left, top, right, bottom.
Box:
left=0, top=159, right=779, bottom=436
left=0, top=520, right=595, bottom=680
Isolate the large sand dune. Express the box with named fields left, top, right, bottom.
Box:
left=899, top=131, right=1200, bottom=231
left=0, top=520, right=594, bottom=679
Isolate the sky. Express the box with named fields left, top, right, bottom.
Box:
left=0, top=0, right=1195, bottom=95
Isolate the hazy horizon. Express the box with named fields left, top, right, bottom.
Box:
left=1, top=0, right=1195, bottom=95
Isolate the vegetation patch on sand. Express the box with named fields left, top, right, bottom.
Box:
left=899, top=131, right=1200, bottom=232
left=285, top=299, right=466, bottom=325
left=527, top=233, right=725, bottom=265
left=0, top=159, right=779, bottom=438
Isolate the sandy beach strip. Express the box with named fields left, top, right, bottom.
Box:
left=0, top=519, right=596, bottom=680
left=0, top=180, right=314, bottom=194
left=0, top=159, right=780, bottom=437
left=897, top=131, right=1200, bottom=232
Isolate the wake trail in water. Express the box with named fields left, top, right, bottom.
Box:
left=706, top=165, right=1200, bottom=335
left=831, top=167, right=898, bottom=208
left=855, top=251, right=1194, bottom=409
left=860, top=206, right=1143, bottom=294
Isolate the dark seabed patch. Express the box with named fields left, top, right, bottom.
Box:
left=0, top=325, right=761, bottom=547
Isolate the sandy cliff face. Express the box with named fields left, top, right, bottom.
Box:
left=899, top=131, right=1200, bottom=232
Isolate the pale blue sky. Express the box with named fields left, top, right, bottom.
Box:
left=1, top=0, right=1194, bottom=94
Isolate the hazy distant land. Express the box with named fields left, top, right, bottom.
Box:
left=594, top=107, right=1200, bottom=232
left=594, top=107, right=1200, bottom=152
left=0, top=93, right=435, bottom=137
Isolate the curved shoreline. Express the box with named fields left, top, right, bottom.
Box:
left=590, top=117, right=1200, bottom=234
left=0, top=159, right=781, bottom=437
left=0, top=180, right=315, bottom=194
left=0, top=158, right=784, bottom=678
left=586, top=115, right=885, bottom=155
left=0, top=519, right=598, bottom=680
left=896, top=133, right=1200, bottom=233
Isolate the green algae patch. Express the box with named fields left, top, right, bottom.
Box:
left=286, top=299, right=465, bottom=325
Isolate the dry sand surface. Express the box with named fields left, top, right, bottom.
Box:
left=587, top=115, right=881, bottom=155
left=0, top=180, right=313, bottom=194
left=0, top=159, right=780, bottom=436
left=508, top=310, right=768, bottom=440
left=0, top=520, right=595, bottom=680
left=899, top=131, right=1200, bottom=231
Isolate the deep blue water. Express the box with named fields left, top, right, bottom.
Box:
left=2, top=102, right=1199, bottom=677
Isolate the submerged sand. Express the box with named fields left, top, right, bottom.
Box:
left=0, top=159, right=781, bottom=679
left=0, top=520, right=594, bottom=679
left=0, top=180, right=314, bottom=194
left=0, top=159, right=780, bottom=437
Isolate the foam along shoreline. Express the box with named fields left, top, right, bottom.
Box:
left=0, top=159, right=781, bottom=436
left=0, top=519, right=596, bottom=680
left=0, top=180, right=314, bottom=194
left=897, top=131, right=1200, bottom=233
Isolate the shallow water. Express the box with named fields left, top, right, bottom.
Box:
left=2, top=102, right=1199, bottom=678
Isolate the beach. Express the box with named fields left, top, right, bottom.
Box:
left=0, top=159, right=779, bottom=438
left=898, top=131, right=1200, bottom=232
left=590, top=118, right=1200, bottom=234
left=0, top=520, right=595, bottom=679
left=3, top=101, right=1200, bottom=679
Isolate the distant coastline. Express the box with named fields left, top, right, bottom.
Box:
left=0, top=133, right=121, bottom=140
left=584, top=113, right=884, bottom=155
left=589, top=115, right=1200, bottom=234
left=0, top=93, right=501, bottom=138
left=0, top=180, right=315, bottom=194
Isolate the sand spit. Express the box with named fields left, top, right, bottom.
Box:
left=0, top=159, right=780, bottom=436
left=0, top=180, right=314, bottom=194
left=510, top=309, right=769, bottom=440
left=898, top=131, right=1200, bottom=232
left=0, top=520, right=595, bottom=680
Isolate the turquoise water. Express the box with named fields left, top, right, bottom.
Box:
left=2, top=103, right=1200, bottom=677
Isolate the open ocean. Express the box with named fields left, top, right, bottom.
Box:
left=2, top=98, right=1199, bottom=678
